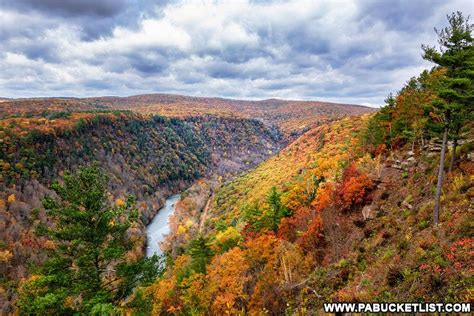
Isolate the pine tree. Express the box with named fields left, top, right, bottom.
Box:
left=266, top=186, right=290, bottom=232
left=422, top=12, right=474, bottom=225
left=188, top=235, right=214, bottom=273
left=18, top=164, right=161, bottom=314
left=243, top=202, right=265, bottom=231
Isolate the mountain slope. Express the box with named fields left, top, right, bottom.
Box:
left=146, top=115, right=473, bottom=314
left=0, top=111, right=283, bottom=312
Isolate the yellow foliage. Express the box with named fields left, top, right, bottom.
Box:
left=212, top=116, right=368, bottom=223
left=115, top=198, right=125, bottom=206
left=214, top=226, right=242, bottom=251
left=450, top=174, right=465, bottom=193
left=178, top=225, right=187, bottom=234
left=43, top=240, right=56, bottom=250
left=0, top=250, right=13, bottom=262
left=7, top=194, right=16, bottom=203
left=185, top=219, right=194, bottom=228
left=180, top=273, right=209, bottom=308
left=1, top=161, right=11, bottom=171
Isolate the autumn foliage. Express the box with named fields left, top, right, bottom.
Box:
left=336, top=162, right=374, bottom=211
left=141, top=116, right=384, bottom=314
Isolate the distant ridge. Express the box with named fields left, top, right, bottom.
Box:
left=0, top=93, right=375, bottom=136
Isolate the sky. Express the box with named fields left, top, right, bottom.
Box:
left=0, top=0, right=472, bottom=106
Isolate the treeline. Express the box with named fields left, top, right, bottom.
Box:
left=364, top=12, right=473, bottom=223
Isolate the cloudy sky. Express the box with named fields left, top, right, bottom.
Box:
left=0, top=0, right=472, bottom=106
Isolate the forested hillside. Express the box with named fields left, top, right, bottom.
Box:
left=0, top=95, right=372, bottom=138
left=140, top=13, right=473, bottom=314
left=0, top=111, right=283, bottom=312
left=146, top=109, right=473, bottom=314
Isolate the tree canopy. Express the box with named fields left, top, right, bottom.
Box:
left=18, top=164, right=161, bottom=314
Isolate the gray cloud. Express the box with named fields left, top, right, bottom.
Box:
left=0, top=0, right=473, bottom=106
left=358, top=0, right=447, bottom=32
left=2, top=0, right=127, bottom=17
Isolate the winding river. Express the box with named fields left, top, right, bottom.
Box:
left=146, top=194, right=180, bottom=257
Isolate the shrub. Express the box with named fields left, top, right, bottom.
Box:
left=336, top=162, right=374, bottom=211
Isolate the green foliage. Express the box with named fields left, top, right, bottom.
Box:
left=90, top=303, right=121, bottom=316
left=188, top=235, right=214, bottom=274
left=423, top=12, right=474, bottom=131
left=127, top=288, right=154, bottom=315
left=266, top=186, right=291, bottom=232
left=39, top=110, right=67, bottom=119
left=243, top=202, right=264, bottom=231
left=215, top=219, right=228, bottom=232
left=422, top=11, right=473, bottom=223
left=363, top=93, right=395, bottom=148
left=363, top=69, right=443, bottom=153
left=364, top=12, right=473, bottom=156
left=17, top=165, right=161, bottom=314
left=214, top=226, right=243, bottom=253
left=244, top=186, right=290, bottom=232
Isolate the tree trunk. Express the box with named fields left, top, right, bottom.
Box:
left=434, top=127, right=448, bottom=226
left=448, top=138, right=458, bottom=173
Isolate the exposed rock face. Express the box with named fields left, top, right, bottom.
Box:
left=362, top=205, right=375, bottom=220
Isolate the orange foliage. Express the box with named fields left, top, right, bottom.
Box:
left=245, top=234, right=314, bottom=313
left=148, top=255, right=191, bottom=314
left=311, top=182, right=335, bottom=212
left=336, top=162, right=374, bottom=211
left=206, top=247, right=250, bottom=314
left=115, top=198, right=125, bottom=206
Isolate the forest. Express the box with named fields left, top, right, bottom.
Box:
left=143, top=12, right=474, bottom=314
left=0, top=10, right=472, bottom=316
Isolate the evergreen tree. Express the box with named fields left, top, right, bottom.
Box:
left=422, top=12, right=474, bottom=225
left=363, top=93, right=395, bottom=151
left=18, top=164, right=161, bottom=314
left=243, top=201, right=264, bottom=231
left=244, top=187, right=290, bottom=233
left=266, top=186, right=290, bottom=232
left=188, top=235, right=214, bottom=273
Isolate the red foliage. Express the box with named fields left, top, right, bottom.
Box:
left=375, top=143, right=387, bottom=156
left=278, top=206, right=315, bottom=242
left=241, top=223, right=263, bottom=241
left=296, top=215, right=324, bottom=261
left=336, top=162, right=374, bottom=211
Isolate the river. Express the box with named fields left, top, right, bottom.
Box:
left=146, top=194, right=180, bottom=257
